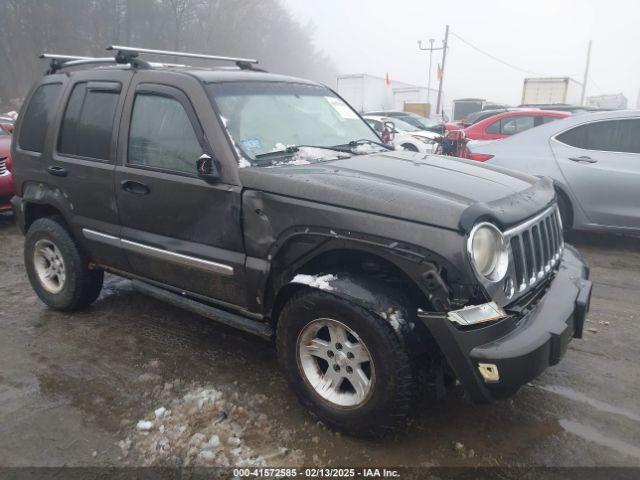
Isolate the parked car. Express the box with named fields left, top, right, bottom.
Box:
left=463, top=110, right=570, bottom=142
left=11, top=47, right=591, bottom=437
left=365, top=110, right=443, bottom=134
left=465, top=110, right=640, bottom=233
left=0, top=125, right=15, bottom=213
left=364, top=115, right=440, bottom=152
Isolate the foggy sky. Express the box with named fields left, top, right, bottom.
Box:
left=283, top=0, right=640, bottom=109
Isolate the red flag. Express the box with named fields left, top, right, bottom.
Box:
left=385, top=72, right=391, bottom=86
left=437, top=64, right=443, bottom=80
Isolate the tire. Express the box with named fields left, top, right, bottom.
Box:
left=401, top=143, right=419, bottom=152
left=276, top=288, right=417, bottom=437
left=556, top=190, right=573, bottom=230
left=24, top=216, right=103, bottom=311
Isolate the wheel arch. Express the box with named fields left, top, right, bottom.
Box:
left=18, top=182, right=74, bottom=232
left=264, top=232, right=454, bottom=353
left=553, top=181, right=574, bottom=229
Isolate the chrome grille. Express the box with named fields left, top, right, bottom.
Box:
left=0, top=158, right=6, bottom=175
left=506, top=206, right=564, bottom=292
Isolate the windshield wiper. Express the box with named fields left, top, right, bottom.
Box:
left=333, top=139, right=394, bottom=151
left=253, top=144, right=352, bottom=165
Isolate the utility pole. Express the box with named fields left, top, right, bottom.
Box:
left=580, top=40, right=592, bottom=106
left=436, top=25, right=449, bottom=116
left=418, top=38, right=442, bottom=111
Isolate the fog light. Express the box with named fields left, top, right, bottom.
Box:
left=478, top=363, right=500, bottom=383
left=447, top=302, right=507, bottom=326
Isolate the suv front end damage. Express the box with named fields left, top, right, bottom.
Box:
left=420, top=219, right=592, bottom=402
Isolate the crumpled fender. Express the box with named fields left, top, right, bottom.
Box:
left=290, top=272, right=429, bottom=353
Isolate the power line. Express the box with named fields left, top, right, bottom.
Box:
left=450, top=31, right=546, bottom=77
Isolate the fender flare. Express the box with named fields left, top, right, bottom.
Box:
left=17, top=182, right=76, bottom=232
left=287, top=272, right=433, bottom=354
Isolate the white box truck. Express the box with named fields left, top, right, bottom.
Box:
left=336, top=74, right=434, bottom=113
left=521, top=77, right=582, bottom=105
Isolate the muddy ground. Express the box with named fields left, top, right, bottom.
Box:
left=1, top=211, right=639, bottom=468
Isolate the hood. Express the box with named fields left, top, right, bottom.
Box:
left=239, top=151, right=555, bottom=232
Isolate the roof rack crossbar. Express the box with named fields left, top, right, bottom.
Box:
left=106, top=45, right=258, bottom=65
left=40, top=52, right=151, bottom=74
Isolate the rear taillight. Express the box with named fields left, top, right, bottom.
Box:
left=466, top=153, right=494, bottom=162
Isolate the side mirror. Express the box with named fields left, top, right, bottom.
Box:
left=197, top=153, right=221, bottom=182
left=382, top=121, right=396, bottom=143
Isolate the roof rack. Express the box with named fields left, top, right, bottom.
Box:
left=41, top=45, right=262, bottom=75
left=41, top=52, right=151, bottom=74
left=107, top=45, right=260, bottom=70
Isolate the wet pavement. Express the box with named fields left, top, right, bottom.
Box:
left=1, top=211, right=639, bottom=467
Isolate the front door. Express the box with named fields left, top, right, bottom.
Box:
left=115, top=78, right=246, bottom=307
left=551, top=117, right=640, bottom=229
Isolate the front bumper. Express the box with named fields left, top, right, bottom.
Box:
left=419, top=244, right=592, bottom=402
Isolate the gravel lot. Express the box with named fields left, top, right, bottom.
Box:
left=0, top=211, right=639, bottom=468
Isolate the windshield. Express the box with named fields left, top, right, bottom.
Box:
left=402, top=115, right=438, bottom=129
left=387, top=117, right=421, bottom=132
left=206, top=82, right=379, bottom=163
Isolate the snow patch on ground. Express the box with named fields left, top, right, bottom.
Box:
left=291, top=274, right=337, bottom=291
left=123, top=382, right=303, bottom=467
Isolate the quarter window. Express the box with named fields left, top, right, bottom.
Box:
left=18, top=83, right=62, bottom=153
left=128, top=94, right=202, bottom=174
left=59, top=83, right=120, bottom=160
left=556, top=119, right=640, bottom=153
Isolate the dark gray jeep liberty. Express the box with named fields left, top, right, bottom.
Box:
left=10, top=47, right=592, bottom=437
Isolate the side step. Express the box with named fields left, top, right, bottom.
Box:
left=131, top=280, right=273, bottom=340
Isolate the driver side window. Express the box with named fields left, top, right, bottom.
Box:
left=128, top=93, right=202, bottom=174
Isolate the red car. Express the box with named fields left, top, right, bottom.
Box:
left=0, top=125, right=14, bottom=213
left=463, top=109, right=570, bottom=141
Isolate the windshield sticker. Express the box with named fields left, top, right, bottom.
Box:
left=324, top=96, right=359, bottom=120
left=240, top=137, right=262, bottom=151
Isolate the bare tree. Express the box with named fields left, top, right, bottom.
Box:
left=0, top=0, right=336, bottom=110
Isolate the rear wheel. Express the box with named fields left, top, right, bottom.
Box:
left=276, top=289, right=416, bottom=437
left=25, top=217, right=103, bottom=311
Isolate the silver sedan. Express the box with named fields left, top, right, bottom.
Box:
left=466, top=110, right=640, bottom=233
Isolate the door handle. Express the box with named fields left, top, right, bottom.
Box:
left=568, top=156, right=598, bottom=164
left=121, top=179, right=150, bottom=195
left=47, top=165, right=68, bottom=177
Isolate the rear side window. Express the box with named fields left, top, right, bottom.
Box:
left=59, top=83, right=120, bottom=160
left=128, top=94, right=202, bottom=174
left=486, top=116, right=535, bottom=135
left=556, top=119, right=640, bottom=153
left=18, top=83, right=62, bottom=153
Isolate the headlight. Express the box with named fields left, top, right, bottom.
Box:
left=467, top=222, right=509, bottom=282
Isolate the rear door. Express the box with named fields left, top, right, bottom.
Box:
left=114, top=72, right=247, bottom=307
left=551, top=118, right=640, bottom=228
left=50, top=71, right=132, bottom=270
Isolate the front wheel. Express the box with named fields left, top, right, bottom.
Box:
left=24, top=217, right=103, bottom=311
left=401, top=143, right=419, bottom=152
left=276, top=289, right=416, bottom=437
